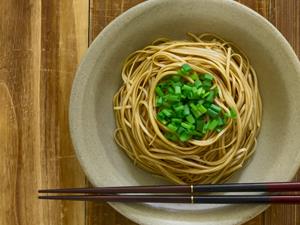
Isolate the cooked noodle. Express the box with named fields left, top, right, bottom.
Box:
left=113, top=33, right=262, bottom=184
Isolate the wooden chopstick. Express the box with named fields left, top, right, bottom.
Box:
left=38, top=194, right=300, bottom=204
left=39, top=182, right=300, bottom=194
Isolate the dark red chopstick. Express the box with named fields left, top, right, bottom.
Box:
left=38, top=182, right=300, bottom=194
left=38, top=194, right=300, bottom=204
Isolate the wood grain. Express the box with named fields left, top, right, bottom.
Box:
left=0, top=0, right=88, bottom=225
left=40, top=0, right=89, bottom=225
left=0, top=0, right=299, bottom=225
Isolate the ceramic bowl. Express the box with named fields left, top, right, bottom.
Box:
left=69, top=0, right=300, bottom=224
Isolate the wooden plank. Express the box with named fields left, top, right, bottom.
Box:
left=89, top=0, right=144, bottom=41
left=0, top=1, right=43, bottom=225
left=0, top=0, right=88, bottom=225
left=40, top=0, right=89, bottom=225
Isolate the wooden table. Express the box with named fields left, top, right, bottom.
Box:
left=0, top=0, right=299, bottom=224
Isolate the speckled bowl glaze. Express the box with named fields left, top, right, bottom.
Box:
left=69, top=0, right=300, bottom=224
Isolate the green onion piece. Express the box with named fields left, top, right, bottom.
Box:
left=192, top=130, right=202, bottom=136
left=203, top=102, right=212, bottom=108
left=171, top=75, right=181, bottom=82
left=190, top=103, right=202, bottom=118
left=202, top=91, right=210, bottom=98
left=165, top=132, right=178, bottom=141
left=190, top=73, right=198, bottom=80
left=210, top=104, right=222, bottom=113
left=197, top=100, right=204, bottom=105
left=172, top=82, right=181, bottom=89
left=181, top=64, right=192, bottom=74
left=203, top=80, right=212, bottom=88
left=202, top=123, right=209, bottom=133
left=181, top=122, right=195, bottom=130
left=196, top=87, right=204, bottom=96
left=194, top=79, right=202, bottom=88
left=172, top=118, right=182, bottom=124
left=203, top=73, right=214, bottom=81
left=174, top=104, right=184, bottom=112
left=208, top=119, right=219, bottom=130
left=207, top=108, right=219, bottom=118
left=197, top=104, right=207, bottom=113
left=196, top=120, right=205, bottom=131
left=161, top=109, right=173, bottom=117
left=167, top=87, right=174, bottom=94
left=177, top=127, right=186, bottom=135
left=217, top=117, right=224, bottom=126
left=230, top=108, right=237, bottom=118
left=179, top=132, right=190, bottom=142
left=206, top=91, right=215, bottom=102
left=174, top=86, right=181, bottom=94
left=156, top=96, right=163, bottom=106
left=167, top=123, right=178, bottom=132
left=155, top=86, right=164, bottom=97
left=182, top=84, right=192, bottom=92
left=165, top=95, right=180, bottom=102
left=183, top=105, right=190, bottom=116
left=186, top=115, right=195, bottom=124
left=158, top=82, right=167, bottom=89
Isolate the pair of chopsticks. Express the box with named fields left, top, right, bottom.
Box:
left=38, top=182, right=300, bottom=204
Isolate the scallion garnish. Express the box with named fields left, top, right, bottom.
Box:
left=155, top=64, right=234, bottom=142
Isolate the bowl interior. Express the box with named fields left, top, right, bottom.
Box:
left=70, top=0, right=300, bottom=224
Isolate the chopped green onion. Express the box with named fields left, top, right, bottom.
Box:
left=203, top=80, right=212, bottom=88
left=181, top=64, right=192, bottom=74
left=167, top=87, right=174, bottom=94
left=206, top=91, right=215, bottom=102
left=182, top=84, right=192, bottom=92
left=174, top=104, right=184, bottom=112
left=208, top=119, right=219, bottom=130
left=165, top=95, right=180, bottom=102
left=154, top=64, right=229, bottom=142
left=194, top=79, right=202, bottom=88
left=210, top=104, right=222, bottom=113
left=190, top=73, right=198, bottom=80
left=196, top=120, right=205, bottom=131
left=183, top=104, right=190, bottom=116
left=165, top=132, right=178, bottom=141
left=186, top=115, right=195, bottom=124
left=174, top=86, right=181, bottom=94
left=156, top=96, right=163, bottom=106
left=196, top=87, right=204, bottom=96
left=207, top=108, right=219, bottom=118
left=202, top=123, right=209, bottom=133
left=181, top=122, right=195, bottom=130
left=171, top=75, right=181, bottom=82
left=190, top=103, right=202, bottom=118
left=179, top=132, right=191, bottom=142
left=217, top=117, right=225, bottom=126
left=161, top=109, right=173, bottom=117
left=197, top=104, right=207, bottom=113
left=167, top=123, right=178, bottom=132
left=230, top=108, right=237, bottom=118
left=203, top=73, right=214, bottom=81
left=172, top=118, right=182, bottom=124
left=203, top=101, right=212, bottom=108
left=155, top=86, right=164, bottom=97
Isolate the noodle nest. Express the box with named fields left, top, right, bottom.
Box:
left=113, top=33, right=262, bottom=184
